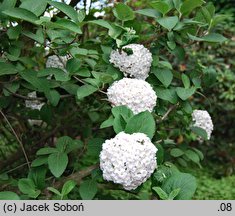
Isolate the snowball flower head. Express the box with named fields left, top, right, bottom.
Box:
left=46, top=55, right=68, bottom=70
left=109, top=44, right=153, bottom=80
left=100, top=132, right=157, bottom=190
left=107, top=78, right=157, bottom=114
left=192, top=109, right=214, bottom=140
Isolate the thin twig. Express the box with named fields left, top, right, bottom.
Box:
left=5, top=162, right=30, bottom=174
left=3, top=87, right=45, bottom=101
left=0, top=110, right=30, bottom=170
left=43, top=163, right=99, bottom=199
left=73, top=75, right=86, bottom=85
left=157, top=104, right=178, bottom=123
left=74, top=76, right=107, bottom=95
left=3, top=87, right=73, bottom=101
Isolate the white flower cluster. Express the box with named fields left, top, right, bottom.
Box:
left=25, top=91, right=44, bottom=126
left=107, top=78, right=157, bottom=114
left=100, top=132, right=157, bottom=190
left=109, top=44, right=153, bottom=80
left=46, top=55, right=68, bottom=70
left=192, top=110, right=214, bottom=140
left=25, top=91, right=44, bottom=111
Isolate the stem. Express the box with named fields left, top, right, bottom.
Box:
left=44, top=163, right=99, bottom=198
left=3, top=87, right=73, bottom=101
left=74, top=76, right=107, bottom=95
left=0, top=110, right=30, bottom=170
left=157, top=104, right=179, bottom=123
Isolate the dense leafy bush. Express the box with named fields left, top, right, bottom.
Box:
left=0, top=0, right=229, bottom=200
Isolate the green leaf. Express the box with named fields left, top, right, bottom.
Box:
left=23, top=28, right=44, bottom=44
left=55, top=19, right=82, bottom=34
left=159, top=60, right=173, bottom=69
left=20, top=0, right=47, bottom=17
left=61, top=82, right=79, bottom=95
left=168, top=188, right=181, bottom=200
left=113, top=3, right=135, bottom=21
left=162, top=172, right=197, bottom=200
left=79, top=180, right=98, bottom=200
left=77, top=84, right=98, bottom=100
left=19, top=70, right=50, bottom=92
left=48, top=1, right=79, bottom=22
left=180, top=0, right=204, bottom=15
left=113, top=114, right=126, bottom=134
left=100, top=116, right=114, bottom=129
left=66, top=140, right=83, bottom=154
left=86, top=138, right=104, bottom=158
left=28, top=166, right=47, bottom=190
left=187, top=34, right=204, bottom=41
left=173, top=0, right=182, bottom=12
left=18, top=178, right=40, bottom=198
left=191, top=126, right=208, bottom=140
left=36, top=147, right=58, bottom=155
left=0, top=191, right=20, bottom=200
left=181, top=74, right=190, bottom=89
left=184, top=149, right=200, bottom=164
left=157, top=16, right=179, bottom=31
left=170, top=148, right=184, bottom=157
left=153, top=164, right=179, bottom=183
left=135, top=9, right=160, bottom=18
left=7, top=25, right=21, bottom=40
left=31, top=156, right=48, bottom=167
left=89, top=20, right=122, bottom=39
left=153, top=68, right=173, bottom=88
left=177, top=158, right=188, bottom=167
left=156, top=144, right=164, bottom=165
left=202, top=33, right=227, bottom=43
left=2, top=8, right=39, bottom=24
left=48, top=152, right=68, bottom=178
left=47, top=187, right=61, bottom=196
left=0, top=0, right=17, bottom=10
left=188, top=33, right=227, bottom=43
left=0, top=62, right=18, bottom=76
left=176, top=87, right=195, bottom=100
left=92, top=71, right=114, bottom=84
left=152, top=187, right=168, bottom=200
left=38, top=68, right=69, bottom=81
left=89, top=19, right=112, bottom=29
left=192, top=148, right=204, bottom=160
left=155, top=87, right=178, bottom=104
left=61, top=180, right=76, bottom=196
left=203, top=67, right=217, bottom=87
left=200, top=7, right=212, bottom=24
left=167, top=41, right=176, bottom=50
left=45, top=89, right=60, bottom=107
left=66, top=58, right=81, bottom=74
left=78, top=9, right=85, bottom=22
left=111, top=105, right=134, bottom=122
left=125, top=111, right=155, bottom=139
left=56, top=136, right=73, bottom=153
left=150, top=1, right=171, bottom=15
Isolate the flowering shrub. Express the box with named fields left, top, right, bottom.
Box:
left=0, top=0, right=227, bottom=200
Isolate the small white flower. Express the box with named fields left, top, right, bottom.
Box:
left=46, top=55, right=68, bottom=71
left=100, top=132, right=157, bottom=190
left=107, top=78, right=157, bottom=114
left=109, top=44, right=152, bottom=80
left=192, top=109, right=214, bottom=140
